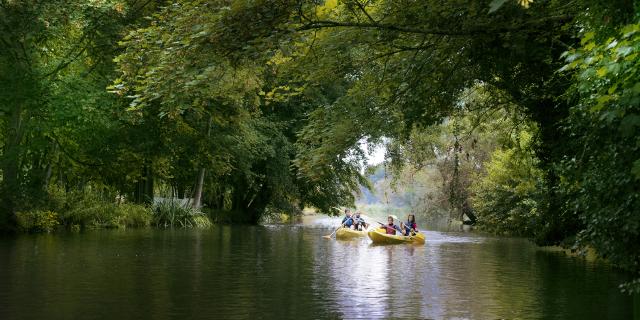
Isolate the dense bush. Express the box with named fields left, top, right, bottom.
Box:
left=471, top=130, right=544, bottom=237
left=15, top=185, right=153, bottom=230
left=559, top=23, right=640, bottom=294
left=15, top=186, right=214, bottom=231
left=15, top=210, right=60, bottom=233
left=54, top=188, right=151, bottom=229
left=474, top=22, right=640, bottom=293
left=116, top=204, right=153, bottom=228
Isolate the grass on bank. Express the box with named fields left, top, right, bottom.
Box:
left=15, top=186, right=212, bottom=232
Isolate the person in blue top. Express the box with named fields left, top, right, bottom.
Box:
left=341, top=209, right=354, bottom=228
left=400, top=214, right=418, bottom=236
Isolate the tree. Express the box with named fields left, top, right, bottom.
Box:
left=0, top=0, right=163, bottom=230
left=471, top=129, right=544, bottom=236
left=558, top=23, right=640, bottom=293
left=111, top=0, right=370, bottom=222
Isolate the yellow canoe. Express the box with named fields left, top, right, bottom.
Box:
left=335, top=227, right=367, bottom=239
left=368, top=228, right=425, bottom=245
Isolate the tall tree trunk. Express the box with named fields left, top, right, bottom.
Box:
left=42, top=142, right=58, bottom=190
left=177, top=183, right=186, bottom=199
left=193, top=115, right=213, bottom=209
left=144, top=164, right=154, bottom=205
left=134, top=162, right=154, bottom=204
left=193, top=168, right=206, bottom=209
left=0, top=103, right=25, bottom=231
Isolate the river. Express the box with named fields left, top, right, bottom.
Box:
left=0, top=219, right=634, bottom=319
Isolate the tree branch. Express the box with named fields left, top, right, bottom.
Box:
left=49, top=133, right=102, bottom=168
left=352, top=0, right=377, bottom=24
left=297, top=15, right=573, bottom=36
left=42, top=45, right=88, bottom=78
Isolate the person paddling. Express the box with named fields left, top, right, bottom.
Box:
left=341, top=209, right=354, bottom=229
left=381, top=215, right=402, bottom=235
left=401, top=214, right=418, bottom=236
left=352, top=211, right=368, bottom=230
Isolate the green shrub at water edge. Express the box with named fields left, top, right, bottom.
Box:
left=191, top=215, right=213, bottom=228
left=62, top=203, right=118, bottom=228
left=47, top=188, right=152, bottom=229
left=62, top=202, right=152, bottom=229
left=115, top=203, right=153, bottom=228
left=15, top=210, right=60, bottom=233
left=153, top=201, right=212, bottom=228
left=22, top=185, right=207, bottom=231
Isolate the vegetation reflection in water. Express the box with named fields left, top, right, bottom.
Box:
left=0, top=225, right=632, bottom=319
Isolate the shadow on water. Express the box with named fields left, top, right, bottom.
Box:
left=0, top=226, right=634, bottom=319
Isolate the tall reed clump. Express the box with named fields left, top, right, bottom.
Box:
left=152, top=200, right=212, bottom=228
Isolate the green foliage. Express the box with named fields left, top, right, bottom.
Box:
left=42, top=185, right=152, bottom=229
left=0, top=1, right=637, bottom=299
left=153, top=200, right=212, bottom=228
left=471, top=131, right=544, bottom=236
left=59, top=190, right=114, bottom=228
left=0, top=0, right=162, bottom=228
left=114, top=203, right=154, bottom=228
left=108, top=1, right=369, bottom=222
left=559, top=23, right=640, bottom=293
left=0, top=0, right=595, bottom=229
left=489, top=0, right=534, bottom=13
left=15, top=210, right=60, bottom=233
left=381, top=85, right=532, bottom=224
left=60, top=191, right=153, bottom=229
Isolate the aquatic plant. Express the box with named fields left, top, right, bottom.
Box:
left=152, top=200, right=212, bottom=228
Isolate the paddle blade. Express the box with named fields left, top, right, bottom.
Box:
left=322, top=235, right=332, bottom=239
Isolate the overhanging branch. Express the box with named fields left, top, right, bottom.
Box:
left=297, top=15, right=573, bottom=36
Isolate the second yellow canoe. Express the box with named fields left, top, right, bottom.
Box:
left=368, top=228, right=425, bottom=245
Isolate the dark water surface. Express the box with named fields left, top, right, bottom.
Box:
left=0, top=224, right=633, bottom=319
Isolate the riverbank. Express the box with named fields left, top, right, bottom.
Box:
left=14, top=191, right=211, bottom=233
left=537, top=245, right=602, bottom=263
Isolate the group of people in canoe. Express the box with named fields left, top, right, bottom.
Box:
left=340, top=209, right=369, bottom=231
left=340, top=209, right=419, bottom=236
left=382, top=214, right=418, bottom=236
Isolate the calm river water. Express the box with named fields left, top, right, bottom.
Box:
left=0, top=220, right=634, bottom=319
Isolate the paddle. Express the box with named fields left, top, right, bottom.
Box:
left=323, top=223, right=345, bottom=239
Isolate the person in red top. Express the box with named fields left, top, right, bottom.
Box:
left=401, top=214, right=418, bottom=236
left=382, top=215, right=402, bottom=235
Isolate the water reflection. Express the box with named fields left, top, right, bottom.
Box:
left=0, top=226, right=634, bottom=319
left=312, top=230, right=633, bottom=319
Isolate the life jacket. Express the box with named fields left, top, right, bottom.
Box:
left=384, top=224, right=398, bottom=235
left=406, top=221, right=417, bottom=230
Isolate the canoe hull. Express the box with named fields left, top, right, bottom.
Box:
left=336, top=227, right=367, bottom=239
left=367, top=228, right=425, bottom=245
